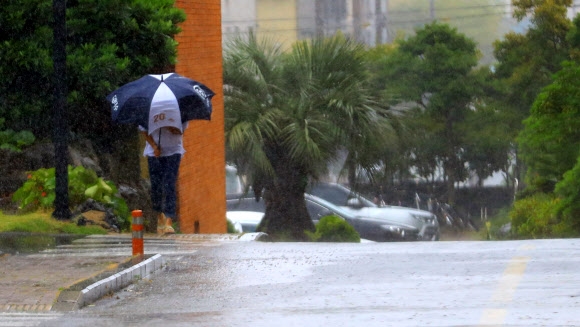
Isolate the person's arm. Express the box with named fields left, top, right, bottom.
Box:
left=167, top=121, right=188, bottom=135
left=140, top=130, right=161, bottom=157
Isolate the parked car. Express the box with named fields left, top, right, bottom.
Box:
left=226, top=211, right=263, bottom=233
left=227, top=191, right=438, bottom=241
left=306, top=182, right=440, bottom=241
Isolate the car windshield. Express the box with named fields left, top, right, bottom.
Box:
left=305, top=194, right=358, bottom=219
left=307, top=183, right=377, bottom=208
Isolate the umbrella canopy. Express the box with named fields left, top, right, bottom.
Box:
left=106, top=73, right=214, bottom=134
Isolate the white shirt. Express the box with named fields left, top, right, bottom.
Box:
left=139, top=122, right=189, bottom=157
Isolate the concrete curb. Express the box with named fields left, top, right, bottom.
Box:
left=50, top=232, right=267, bottom=311
left=53, top=254, right=165, bottom=311
left=79, top=253, right=165, bottom=307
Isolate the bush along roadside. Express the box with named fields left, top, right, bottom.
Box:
left=307, top=215, right=361, bottom=243
left=11, top=165, right=130, bottom=231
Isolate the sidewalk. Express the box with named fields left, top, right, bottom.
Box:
left=0, top=233, right=262, bottom=312
left=0, top=246, right=131, bottom=312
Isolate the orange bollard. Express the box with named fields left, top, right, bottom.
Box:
left=131, top=210, right=144, bottom=258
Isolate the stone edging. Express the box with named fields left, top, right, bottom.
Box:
left=50, top=232, right=268, bottom=311
left=53, top=254, right=165, bottom=311
left=79, top=253, right=165, bottom=307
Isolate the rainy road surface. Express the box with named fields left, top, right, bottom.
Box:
left=32, top=239, right=580, bottom=326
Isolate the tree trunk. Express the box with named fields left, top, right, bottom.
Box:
left=446, top=175, right=456, bottom=205
left=256, top=149, right=315, bottom=241
left=259, top=185, right=314, bottom=241
left=51, top=0, right=71, bottom=220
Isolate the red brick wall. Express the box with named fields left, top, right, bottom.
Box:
left=174, top=0, right=225, bottom=234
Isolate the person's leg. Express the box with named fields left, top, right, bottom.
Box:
left=147, top=156, right=165, bottom=234
left=161, top=154, right=182, bottom=233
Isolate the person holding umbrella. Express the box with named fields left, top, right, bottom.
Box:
left=106, top=73, right=214, bottom=235
left=139, top=122, right=187, bottom=235
left=136, top=75, right=194, bottom=235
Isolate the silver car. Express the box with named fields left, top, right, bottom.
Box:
left=227, top=189, right=439, bottom=241
left=306, top=182, right=440, bottom=241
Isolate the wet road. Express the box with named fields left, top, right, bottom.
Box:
left=40, top=239, right=580, bottom=326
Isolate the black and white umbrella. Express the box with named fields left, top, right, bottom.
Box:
left=106, top=73, right=214, bottom=134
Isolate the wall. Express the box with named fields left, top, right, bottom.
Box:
left=174, top=0, right=226, bottom=234
left=222, top=0, right=257, bottom=46
left=256, top=0, right=298, bottom=48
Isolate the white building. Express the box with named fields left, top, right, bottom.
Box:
left=569, top=0, right=580, bottom=19
left=221, top=0, right=257, bottom=47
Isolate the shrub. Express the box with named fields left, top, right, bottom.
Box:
left=308, top=215, right=360, bottom=243
left=12, top=166, right=129, bottom=228
left=554, top=155, right=580, bottom=235
left=0, top=128, right=35, bottom=152
left=226, top=219, right=238, bottom=233
left=510, top=193, right=560, bottom=238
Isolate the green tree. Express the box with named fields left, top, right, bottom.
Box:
left=555, top=155, right=580, bottom=234
left=376, top=22, right=482, bottom=203
left=518, top=61, right=580, bottom=191
left=224, top=34, right=391, bottom=240
left=0, top=0, right=185, bottom=187
left=364, top=43, right=415, bottom=188
left=513, top=61, right=580, bottom=237
left=0, top=0, right=185, bottom=141
left=462, top=109, right=512, bottom=187
left=492, top=0, right=573, bottom=184
left=387, top=0, right=512, bottom=65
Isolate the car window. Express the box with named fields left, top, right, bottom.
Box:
left=227, top=197, right=265, bottom=212
left=307, top=183, right=377, bottom=207
left=306, top=195, right=356, bottom=220
left=305, top=200, right=333, bottom=220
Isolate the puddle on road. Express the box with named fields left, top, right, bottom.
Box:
left=0, top=232, right=84, bottom=254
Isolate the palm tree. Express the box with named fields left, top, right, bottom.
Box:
left=224, top=33, right=392, bottom=240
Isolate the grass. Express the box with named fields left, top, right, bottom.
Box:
left=0, top=210, right=107, bottom=235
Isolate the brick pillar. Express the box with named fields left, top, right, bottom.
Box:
left=174, top=0, right=225, bottom=234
